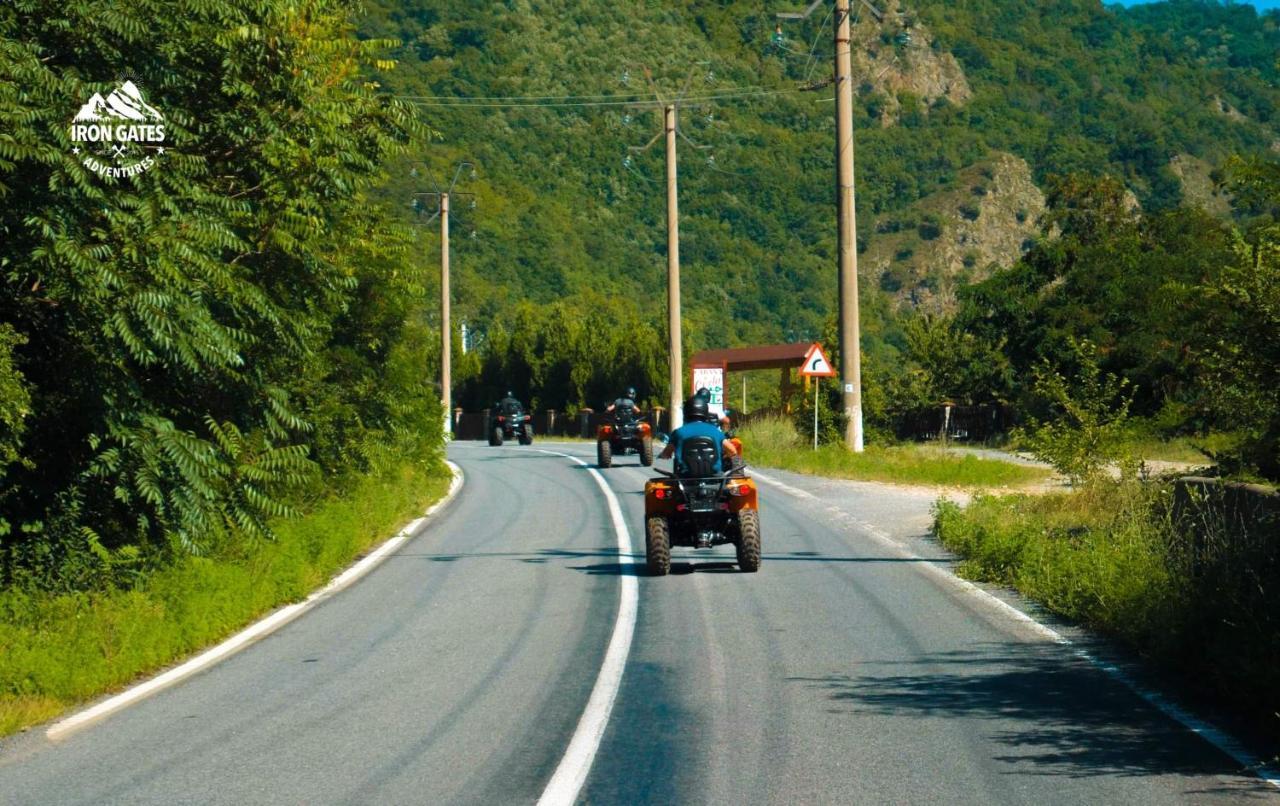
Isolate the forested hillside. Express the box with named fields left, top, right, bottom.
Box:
left=360, top=0, right=1279, bottom=407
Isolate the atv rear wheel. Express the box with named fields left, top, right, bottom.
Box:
left=736, top=509, right=761, bottom=572
left=640, top=436, right=654, bottom=466
left=519, top=423, right=534, bottom=445
left=645, top=516, right=671, bottom=576
left=490, top=426, right=504, bottom=447
left=597, top=439, right=612, bottom=468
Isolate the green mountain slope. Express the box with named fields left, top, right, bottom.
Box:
left=360, top=0, right=1279, bottom=356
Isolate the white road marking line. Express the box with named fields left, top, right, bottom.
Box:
left=752, top=470, right=1280, bottom=790
left=533, top=449, right=638, bottom=806
left=46, top=462, right=465, bottom=741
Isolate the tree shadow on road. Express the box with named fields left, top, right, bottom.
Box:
left=789, top=644, right=1272, bottom=796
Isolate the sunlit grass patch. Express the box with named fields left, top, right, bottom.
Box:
left=739, top=416, right=1049, bottom=489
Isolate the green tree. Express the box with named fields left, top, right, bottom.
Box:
left=1017, top=339, right=1135, bottom=485
left=1202, top=158, right=1280, bottom=477
left=0, top=0, right=438, bottom=586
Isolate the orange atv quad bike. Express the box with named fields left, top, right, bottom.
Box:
left=596, top=410, right=653, bottom=468
left=643, top=436, right=760, bottom=575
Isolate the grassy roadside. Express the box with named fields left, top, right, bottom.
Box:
left=0, top=460, right=452, bottom=738
left=933, top=481, right=1279, bottom=737
left=739, top=417, right=1050, bottom=489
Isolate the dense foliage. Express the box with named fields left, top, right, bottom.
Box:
left=360, top=0, right=1279, bottom=351
left=0, top=0, right=443, bottom=588
left=357, top=1, right=1280, bottom=478
left=945, top=163, right=1280, bottom=476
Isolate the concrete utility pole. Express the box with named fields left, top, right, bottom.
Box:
left=411, top=162, right=476, bottom=438
left=775, top=0, right=869, bottom=451
left=834, top=0, right=865, bottom=451
left=665, top=104, right=684, bottom=430
left=440, top=192, right=451, bottom=436
left=629, top=66, right=711, bottom=430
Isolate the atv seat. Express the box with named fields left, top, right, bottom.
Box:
left=680, top=436, right=719, bottom=479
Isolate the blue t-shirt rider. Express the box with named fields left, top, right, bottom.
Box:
left=660, top=393, right=738, bottom=476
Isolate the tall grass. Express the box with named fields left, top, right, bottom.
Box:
left=738, top=415, right=1049, bottom=489
left=0, top=461, right=451, bottom=737
left=934, top=480, right=1279, bottom=733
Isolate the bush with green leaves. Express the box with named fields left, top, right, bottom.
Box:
left=0, top=0, right=441, bottom=587
left=1016, top=339, right=1135, bottom=485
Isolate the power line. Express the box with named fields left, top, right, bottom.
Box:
left=394, top=90, right=655, bottom=102
left=803, top=4, right=836, bottom=82
left=395, top=87, right=801, bottom=109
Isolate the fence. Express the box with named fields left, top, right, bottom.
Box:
left=898, top=404, right=1015, bottom=443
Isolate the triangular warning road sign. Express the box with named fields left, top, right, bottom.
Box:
left=799, top=343, right=836, bottom=377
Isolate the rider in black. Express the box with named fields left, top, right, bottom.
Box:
left=605, top=386, right=642, bottom=419
left=495, top=390, right=524, bottom=415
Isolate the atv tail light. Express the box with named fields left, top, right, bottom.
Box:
left=718, top=503, right=730, bottom=510
left=726, top=483, right=748, bottom=497
left=652, top=488, right=669, bottom=499
left=676, top=503, right=687, bottom=512
left=497, top=416, right=505, bottom=422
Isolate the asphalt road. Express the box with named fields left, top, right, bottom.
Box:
left=0, top=440, right=1272, bottom=804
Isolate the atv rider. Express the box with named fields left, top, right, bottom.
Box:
left=660, top=395, right=738, bottom=477
left=495, top=391, right=524, bottom=416
left=605, top=387, right=642, bottom=419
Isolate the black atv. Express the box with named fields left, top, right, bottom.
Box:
left=596, top=410, right=654, bottom=468
left=490, top=409, right=533, bottom=446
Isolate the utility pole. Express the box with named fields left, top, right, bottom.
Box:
left=776, top=0, right=872, bottom=452
left=665, top=104, right=683, bottom=429
left=834, top=0, right=864, bottom=451
left=626, top=66, right=712, bottom=430
left=440, top=192, right=451, bottom=436
left=411, top=162, right=476, bottom=438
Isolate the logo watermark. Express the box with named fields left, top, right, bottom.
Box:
left=69, top=80, right=166, bottom=179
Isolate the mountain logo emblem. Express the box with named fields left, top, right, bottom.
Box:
left=69, top=80, right=168, bottom=180
left=74, top=81, right=163, bottom=122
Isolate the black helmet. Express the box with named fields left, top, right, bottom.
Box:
left=694, top=387, right=711, bottom=401
left=626, top=386, right=637, bottom=399
left=683, top=395, right=709, bottom=423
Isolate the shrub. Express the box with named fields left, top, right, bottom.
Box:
left=1016, top=339, right=1135, bottom=485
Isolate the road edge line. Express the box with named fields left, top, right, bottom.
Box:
left=45, top=461, right=465, bottom=741
left=750, top=468, right=1280, bottom=791
left=533, top=449, right=638, bottom=806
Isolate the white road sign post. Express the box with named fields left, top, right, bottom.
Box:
left=799, top=344, right=836, bottom=450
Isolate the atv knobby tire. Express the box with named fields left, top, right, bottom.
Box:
left=645, top=516, right=671, bottom=576
left=736, top=509, right=762, bottom=572
left=640, top=436, right=654, bottom=467
left=519, top=423, right=534, bottom=445
left=490, top=426, right=504, bottom=447
left=597, top=439, right=612, bottom=468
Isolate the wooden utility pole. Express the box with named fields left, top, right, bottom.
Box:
left=440, top=192, right=452, bottom=436
left=834, top=0, right=865, bottom=451
left=665, top=104, right=684, bottom=429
